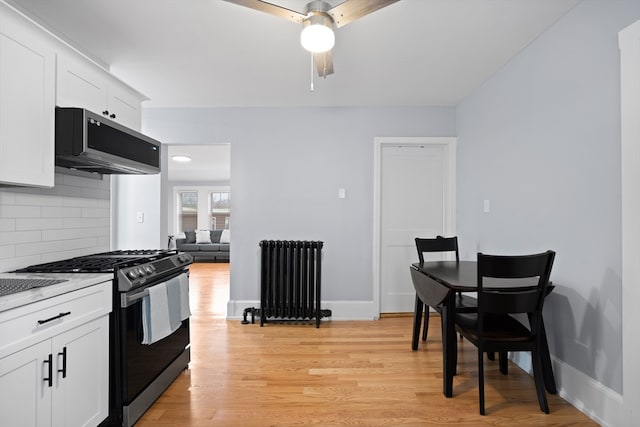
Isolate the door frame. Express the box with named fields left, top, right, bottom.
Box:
left=373, top=137, right=457, bottom=317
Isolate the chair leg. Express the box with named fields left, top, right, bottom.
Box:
left=478, top=346, right=485, bottom=415
left=532, top=350, right=550, bottom=414
left=412, top=294, right=423, bottom=350
left=457, top=293, right=464, bottom=341
left=422, top=304, right=429, bottom=341
left=499, top=351, right=508, bottom=375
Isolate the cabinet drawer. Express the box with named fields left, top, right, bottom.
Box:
left=0, top=281, right=111, bottom=357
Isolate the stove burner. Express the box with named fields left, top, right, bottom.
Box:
left=13, top=249, right=180, bottom=273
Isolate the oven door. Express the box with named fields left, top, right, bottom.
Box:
left=118, top=271, right=190, bottom=423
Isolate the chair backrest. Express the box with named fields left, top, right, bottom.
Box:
left=415, top=236, right=459, bottom=264
left=476, top=250, right=556, bottom=333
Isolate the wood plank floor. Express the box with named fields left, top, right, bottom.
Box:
left=136, top=263, right=597, bottom=426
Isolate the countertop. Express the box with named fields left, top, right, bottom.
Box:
left=0, top=272, right=113, bottom=312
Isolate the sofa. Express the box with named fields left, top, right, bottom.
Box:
left=176, top=229, right=230, bottom=262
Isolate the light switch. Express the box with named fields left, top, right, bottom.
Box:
left=338, top=188, right=346, bottom=199
left=483, top=200, right=490, bottom=213
left=136, top=211, right=144, bottom=223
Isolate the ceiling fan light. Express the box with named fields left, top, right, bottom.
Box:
left=300, top=15, right=335, bottom=53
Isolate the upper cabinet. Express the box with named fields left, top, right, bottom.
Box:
left=57, top=49, right=146, bottom=131
left=0, top=5, right=55, bottom=187
left=0, top=3, right=148, bottom=188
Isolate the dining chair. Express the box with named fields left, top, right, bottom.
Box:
left=454, top=250, right=556, bottom=415
left=414, top=236, right=476, bottom=342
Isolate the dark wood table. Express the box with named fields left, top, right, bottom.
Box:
left=410, top=260, right=557, bottom=398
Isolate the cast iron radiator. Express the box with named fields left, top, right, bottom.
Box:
left=242, top=240, right=331, bottom=327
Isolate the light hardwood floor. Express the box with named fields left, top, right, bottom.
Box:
left=137, top=263, right=597, bottom=426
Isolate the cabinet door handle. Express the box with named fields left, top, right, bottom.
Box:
left=43, top=354, right=53, bottom=387
left=102, top=110, right=109, bottom=116
left=58, top=347, right=67, bottom=378
left=109, top=113, right=116, bottom=119
left=37, top=311, right=71, bottom=325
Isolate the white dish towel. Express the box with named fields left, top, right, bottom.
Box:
left=179, top=273, right=191, bottom=320
left=142, top=282, right=180, bottom=345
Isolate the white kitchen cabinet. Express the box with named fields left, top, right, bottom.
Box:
left=0, top=281, right=112, bottom=427
left=0, top=4, right=55, bottom=187
left=57, top=50, right=145, bottom=130
left=0, top=340, right=52, bottom=427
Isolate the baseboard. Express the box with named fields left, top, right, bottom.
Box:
left=511, top=353, right=623, bottom=426
left=226, top=300, right=379, bottom=321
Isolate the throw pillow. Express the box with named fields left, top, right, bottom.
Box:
left=185, top=230, right=196, bottom=243
left=210, top=229, right=223, bottom=243
left=220, top=229, right=230, bottom=243
left=195, top=230, right=212, bottom=244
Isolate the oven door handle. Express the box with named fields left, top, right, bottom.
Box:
left=121, top=288, right=149, bottom=308
left=120, top=271, right=188, bottom=308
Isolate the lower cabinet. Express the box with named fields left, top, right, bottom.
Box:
left=0, top=340, right=52, bottom=426
left=0, top=281, right=112, bottom=427
left=0, top=316, right=109, bottom=427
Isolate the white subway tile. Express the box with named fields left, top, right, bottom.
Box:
left=15, top=193, right=64, bottom=207
left=61, top=173, right=101, bottom=188
left=63, top=197, right=98, bottom=208
left=63, top=217, right=99, bottom=229
left=0, top=171, right=113, bottom=269
left=0, top=245, right=16, bottom=259
left=82, top=207, right=109, bottom=218
left=0, top=191, right=16, bottom=205
left=42, top=206, right=82, bottom=218
left=0, top=219, right=15, bottom=232
left=42, top=227, right=108, bottom=241
left=0, top=255, right=41, bottom=273
left=0, top=205, right=41, bottom=218
left=0, top=231, right=42, bottom=245
left=16, top=218, right=64, bottom=231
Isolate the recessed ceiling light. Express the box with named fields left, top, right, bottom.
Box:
left=172, top=155, right=192, bottom=162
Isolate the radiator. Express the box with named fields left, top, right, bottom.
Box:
left=242, top=240, right=331, bottom=327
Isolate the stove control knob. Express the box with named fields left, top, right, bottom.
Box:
left=145, top=265, right=154, bottom=274
left=127, top=270, right=138, bottom=279
left=137, top=267, right=146, bottom=276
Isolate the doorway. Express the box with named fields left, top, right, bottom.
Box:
left=373, top=137, right=456, bottom=315
left=165, top=143, right=231, bottom=317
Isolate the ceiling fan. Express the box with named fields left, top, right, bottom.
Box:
left=222, top=0, right=400, bottom=78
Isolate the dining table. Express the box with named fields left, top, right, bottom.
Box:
left=410, top=260, right=557, bottom=398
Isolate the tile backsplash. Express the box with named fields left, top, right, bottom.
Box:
left=0, top=172, right=110, bottom=272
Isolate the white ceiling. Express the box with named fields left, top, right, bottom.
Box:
left=6, top=0, right=581, bottom=182
left=7, top=0, right=581, bottom=108
left=167, top=144, right=230, bottom=182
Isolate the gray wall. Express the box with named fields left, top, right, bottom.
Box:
left=456, top=0, right=640, bottom=395
left=143, top=106, right=456, bottom=302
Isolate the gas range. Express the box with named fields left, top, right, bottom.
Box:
left=15, top=249, right=194, bottom=426
left=14, top=249, right=193, bottom=291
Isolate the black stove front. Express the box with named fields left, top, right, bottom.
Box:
left=17, top=249, right=193, bottom=427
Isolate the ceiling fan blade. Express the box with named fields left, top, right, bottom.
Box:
left=314, top=51, right=334, bottom=78
left=328, top=0, right=400, bottom=28
left=221, top=0, right=305, bottom=24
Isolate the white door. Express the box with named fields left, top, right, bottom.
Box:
left=378, top=138, right=455, bottom=313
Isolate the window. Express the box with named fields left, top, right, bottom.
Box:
left=177, top=191, right=198, bottom=232
left=210, top=192, right=230, bottom=230
left=173, top=187, right=230, bottom=234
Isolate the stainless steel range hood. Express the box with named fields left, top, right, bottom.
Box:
left=55, top=107, right=161, bottom=175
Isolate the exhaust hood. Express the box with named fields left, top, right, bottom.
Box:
left=55, top=107, right=161, bottom=175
